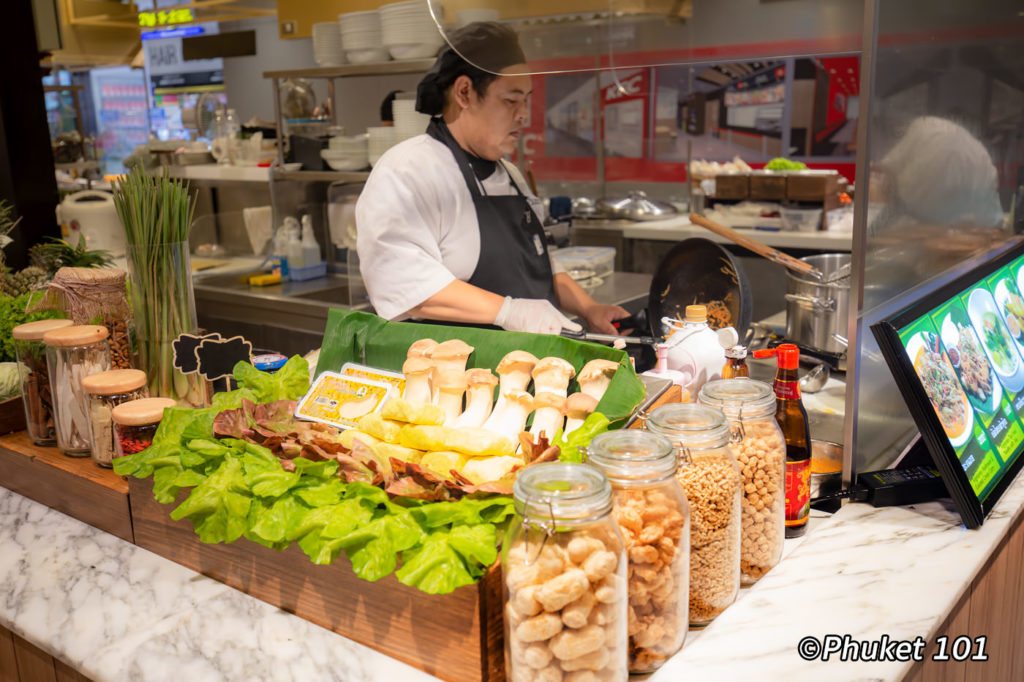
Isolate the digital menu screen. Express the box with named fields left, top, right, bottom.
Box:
left=872, top=243, right=1024, bottom=528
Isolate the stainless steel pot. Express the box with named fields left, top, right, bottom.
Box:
left=785, top=253, right=850, bottom=354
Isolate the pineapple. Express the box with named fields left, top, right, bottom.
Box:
left=0, top=266, right=48, bottom=298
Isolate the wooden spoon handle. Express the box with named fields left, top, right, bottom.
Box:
left=689, top=213, right=822, bottom=278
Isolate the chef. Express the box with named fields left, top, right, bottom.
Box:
left=355, top=22, right=628, bottom=335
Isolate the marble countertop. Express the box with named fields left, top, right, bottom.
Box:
left=2, top=464, right=1022, bottom=682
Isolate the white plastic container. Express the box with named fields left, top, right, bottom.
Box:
left=550, top=246, right=616, bottom=281
left=663, top=305, right=726, bottom=396
left=780, top=206, right=823, bottom=232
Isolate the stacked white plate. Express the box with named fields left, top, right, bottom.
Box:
left=312, top=22, right=346, bottom=66
left=338, top=10, right=391, bottom=64
left=367, top=126, right=398, bottom=166
left=380, top=0, right=445, bottom=60
left=393, top=98, right=432, bottom=141
left=321, top=134, right=369, bottom=171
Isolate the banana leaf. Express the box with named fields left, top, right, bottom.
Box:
left=316, top=309, right=644, bottom=426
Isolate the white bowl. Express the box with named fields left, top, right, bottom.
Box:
left=346, top=48, right=392, bottom=64
left=321, top=150, right=369, bottom=171
left=388, top=42, right=442, bottom=60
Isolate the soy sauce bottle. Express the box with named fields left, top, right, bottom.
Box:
left=752, top=344, right=811, bottom=537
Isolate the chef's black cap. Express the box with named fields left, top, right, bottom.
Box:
left=416, top=22, right=526, bottom=116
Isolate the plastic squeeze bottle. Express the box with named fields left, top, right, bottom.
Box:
left=301, top=214, right=322, bottom=266
left=665, top=304, right=725, bottom=396
left=752, top=343, right=811, bottom=538
left=287, top=220, right=305, bottom=270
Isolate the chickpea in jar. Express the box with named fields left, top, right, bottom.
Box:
left=588, top=431, right=690, bottom=673
left=504, top=463, right=628, bottom=682
left=645, top=403, right=742, bottom=626
left=699, top=379, right=786, bottom=584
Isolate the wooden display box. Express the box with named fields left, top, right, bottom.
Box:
left=0, top=398, right=26, bottom=436
left=710, top=173, right=749, bottom=200
left=0, top=431, right=133, bottom=543
left=786, top=171, right=843, bottom=203
left=748, top=172, right=788, bottom=200
left=128, top=477, right=505, bottom=682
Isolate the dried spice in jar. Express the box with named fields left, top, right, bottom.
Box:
left=112, top=397, right=177, bottom=459
left=699, top=378, right=786, bottom=584
left=588, top=430, right=690, bottom=674
left=12, top=319, right=73, bottom=445
left=645, top=403, right=741, bottom=626
left=43, top=325, right=112, bottom=455
left=33, top=267, right=134, bottom=369
left=503, top=463, right=628, bottom=682
left=82, top=369, right=148, bottom=467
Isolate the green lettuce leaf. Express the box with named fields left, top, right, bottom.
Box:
left=169, top=456, right=252, bottom=544
left=395, top=528, right=478, bottom=594
left=336, top=510, right=424, bottom=582
left=555, top=412, right=611, bottom=463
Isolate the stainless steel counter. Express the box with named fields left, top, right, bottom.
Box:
left=194, top=269, right=653, bottom=356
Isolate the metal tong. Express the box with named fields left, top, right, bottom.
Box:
left=561, top=328, right=660, bottom=346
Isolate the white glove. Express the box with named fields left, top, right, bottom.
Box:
left=493, top=297, right=583, bottom=335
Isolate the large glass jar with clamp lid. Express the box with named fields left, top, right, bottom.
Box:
left=503, top=462, right=628, bottom=682
left=588, top=430, right=690, bottom=673
left=699, top=378, right=786, bottom=585
left=645, top=403, right=742, bottom=626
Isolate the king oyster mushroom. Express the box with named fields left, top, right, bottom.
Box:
left=402, top=357, right=435, bottom=405
left=564, top=392, right=598, bottom=436
left=532, top=357, right=577, bottom=398
left=436, top=370, right=467, bottom=424
left=578, top=359, right=619, bottom=402
left=407, top=338, right=438, bottom=359
left=454, top=368, right=499, bottom=428
left=489, top=350, right=539, bottom=423
left=484, top=390, right=535, bottom=442
left=529, top=392, right=566, bottom=441
left=428, top=339, right=474, bottom=375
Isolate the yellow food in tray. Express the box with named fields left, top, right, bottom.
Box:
left=381, top=397, right=445, bottom=426
left=295, top=372, right=392, bottom=429
left=341, top=362, right=406, bottom=395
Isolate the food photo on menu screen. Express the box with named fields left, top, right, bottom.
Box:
left=898, top=255, right=1024, bottom=501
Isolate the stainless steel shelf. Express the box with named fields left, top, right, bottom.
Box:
left=263, top=59, right=435, bottom=80
left=272, top=169, right=370, bottom=183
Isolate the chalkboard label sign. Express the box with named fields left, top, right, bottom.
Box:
left=172, top=333, right=220, bottom=374
left=196, top=335, right=254, bottom=381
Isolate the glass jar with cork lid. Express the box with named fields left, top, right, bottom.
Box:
left=503, top=462, right=628, bottom=682
left=82, top=369, right=148, bottom=467
left=698, top=378, right=786, bottom=584
left=12, top=318, right=73, bottom=445
left=112, top=397, right=178, bottom=459
left=588, top=430, right=690, bottom=673
left=33, top=267, right=134, bottom=369
left=644, top=403, right=741, bottom=626
left=42, top=324, right=112, bottom=455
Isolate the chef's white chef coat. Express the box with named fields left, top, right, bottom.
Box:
left=355, top=133, right=563, bottom=322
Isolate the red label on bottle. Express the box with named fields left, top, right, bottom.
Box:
left=775, top=379, right=801, bottom=401
left=785, top=458, right=811, bottom=526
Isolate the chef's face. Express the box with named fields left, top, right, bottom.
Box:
left=453, top=65, right=532, bottom=160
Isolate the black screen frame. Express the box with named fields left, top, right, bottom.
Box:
left=870, top=241, right=1024, bottom=529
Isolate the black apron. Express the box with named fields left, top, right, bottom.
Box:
left=427, top=118, right=556, bottom=306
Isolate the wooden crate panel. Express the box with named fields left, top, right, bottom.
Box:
left=0, top=432, right=132, bottom=543
left=128, top=477, right=504, bottom=682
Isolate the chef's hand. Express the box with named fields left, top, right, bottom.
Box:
left=494, top=297, right=583, bottom=335
left=582, top=304, right=630, bottom=335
